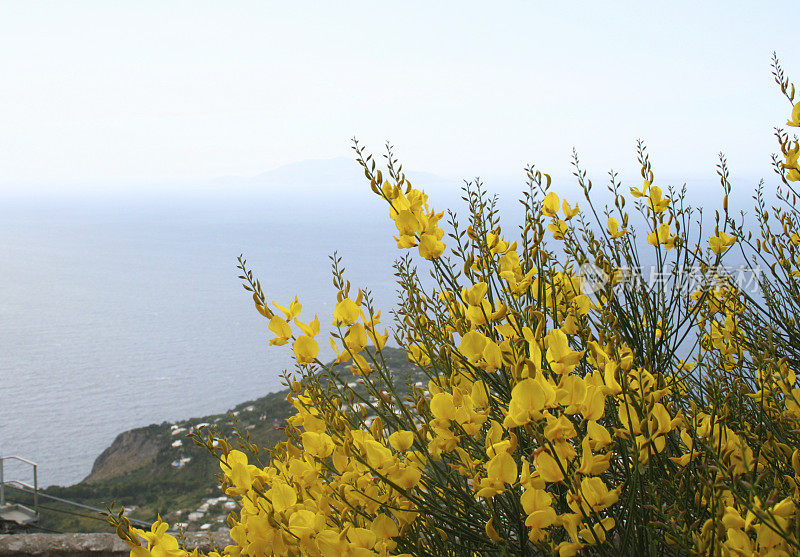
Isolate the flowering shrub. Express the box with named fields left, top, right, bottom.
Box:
left=112, top=57, right=800, bottom=556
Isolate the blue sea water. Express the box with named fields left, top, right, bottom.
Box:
left=0, top=186, right=417, bottom=487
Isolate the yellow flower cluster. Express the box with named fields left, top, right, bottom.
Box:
left=541, top=192, right=579, bottom=241
left=257, top=296, right=321, bottom=365
left=210, top=392, right=421, bottom=557
left=119, top=517, right=192, bottom=557
left=329, top=288, right=389, bottom=376
left=381, top=181, right=446, bottom=260
left=782, top=140, right=800, bottom=182
left=114, top=62, right=800, bottom=556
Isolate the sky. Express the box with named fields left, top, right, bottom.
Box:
left=0, top=1, right=797, bottom=192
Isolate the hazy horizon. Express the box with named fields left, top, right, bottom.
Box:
left=0, top=154, right=779, bottom=202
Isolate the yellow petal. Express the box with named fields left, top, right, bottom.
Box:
left=301, top=431, right=335, bottom=459
left=418, top=233, right=446, bottom=259
left=393, top=209, right=420, bottom=235
left=483, top=340, right=503, bottom=371
left=462, top=282, right=489, bottom=305
left=333, top=298, right=361, bottom=326
left=344, top=322, right=368, bottom=352
left=459, top=331, right=488, bottom=363
left=268, top=316, right=292, bottom=344
left=471, top=380, right=489, bottom=409
left=371, top=513, right=399, bottom=539
left=520, top=487, right=552, bottom=514
left=293, top=335, right=319, bottom=364
left=542, top=192, right=560, bottom=217
left=535, top=451, right=565, bottom=483
left=487, top=451, right=518, bottom=485
left=430, top=392, right=456, bottom=421
left=269, top=480, right=297, bottom=513
left=389, top=430, right=414, bottom=452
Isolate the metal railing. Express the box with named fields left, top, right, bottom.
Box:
left=1, top=456, right=153, bottom=530
left=0, top=456, right=38, bottom=515
left=5, top=482, right=154, bottom=526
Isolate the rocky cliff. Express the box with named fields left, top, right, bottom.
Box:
left=85, top=428, right=167, bottom=484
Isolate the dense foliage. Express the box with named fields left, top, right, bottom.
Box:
left=113, top=57, right=800, bottom=556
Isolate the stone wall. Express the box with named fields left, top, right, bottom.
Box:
left=0, top=532, right=232, bottom=557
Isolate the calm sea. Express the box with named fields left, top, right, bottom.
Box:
left=0, top=185, right=424, bottom=487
